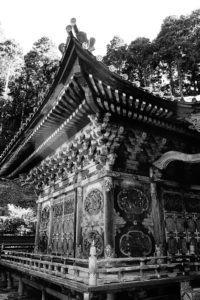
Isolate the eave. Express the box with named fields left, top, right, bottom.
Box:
left=0, top=35, right=200, bottom=178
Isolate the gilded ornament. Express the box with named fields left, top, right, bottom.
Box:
left=103, top=178, right=112, bottom=192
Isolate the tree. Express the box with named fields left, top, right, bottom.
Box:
left=126, top=37, right=155, bottom=87
left=20, top=36, right=60, bottom=120
left=154, top=10, right=200, bottom=97
left=0, top=39, right=24, bottom=97
left=0, top=36, right=60, bottom=154
left=103, top=36, right=128, bottom=75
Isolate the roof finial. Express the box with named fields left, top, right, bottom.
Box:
left=70, top=18, right=96, bottom=52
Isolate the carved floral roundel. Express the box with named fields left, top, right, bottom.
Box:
left=84, top=189, right=104, bottom=215
left=117, top=188, right=149, bottom=215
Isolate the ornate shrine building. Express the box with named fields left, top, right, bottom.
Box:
left=1, top=19, right=200, bottom=300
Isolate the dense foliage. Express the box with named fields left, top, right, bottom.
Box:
left=0, top=35, right=60, bottom=154
left=103, top=9, right=200, bottom=98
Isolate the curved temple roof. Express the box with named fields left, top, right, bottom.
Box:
left=0, top=23, right=200, bottom=178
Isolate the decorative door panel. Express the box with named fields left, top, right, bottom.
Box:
left=162, top=187, right=200, bottom=255
left=52, top=192, right=76, bottom=256
left=114, top=182, right=154, bottom=257
left=81, top=183, right=104, bottom=258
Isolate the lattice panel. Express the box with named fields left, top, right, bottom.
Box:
left=52, top=192, right=75, bottom=256
left=163, top=190, right=200, bottom=255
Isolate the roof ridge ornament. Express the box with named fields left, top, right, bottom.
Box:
left=66, top=18, right=96, bottom=52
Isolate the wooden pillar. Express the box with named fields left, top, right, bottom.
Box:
left=76, top=187, right=83, bottom=257
left=35, top=202, right=42, bottom=253
left=83, top=293, right=91, bottom=300
left=48, top=199, right=53, bottom=254
left=149, top=168, right=165, bottom=248
left=103, top=177, right=115, bottom=251
left=1, top=271, right=6, bottom=282
left=18, top=277, right=24, bottom=296
left=7, top=272, right=12, bottom=289
left=42, top=289, right=46, bottom=300
left=180, top=281, right=193, bottom=300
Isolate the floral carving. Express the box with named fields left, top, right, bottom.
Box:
left=64, top=194, right=75, bottom=214
left=84, top=189, right=103, bottom=215
left=103, top=178, right=112, bottom=192
left=83, top=230, right=104, bottom=257
left=40, top=206, right=50, bottom=231
left=53, top=203, right=63, bottom=217
left=119, top=230, right=152, bottom=257
left=117, top=188, right=149, bottom=215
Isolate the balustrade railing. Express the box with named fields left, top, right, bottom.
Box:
left=1, top=249, right=200, bottom=287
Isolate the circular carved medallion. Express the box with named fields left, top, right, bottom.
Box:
left=83, top=230, right=104, bottom=256
left=119, top=230, right=152, bottom=257
left=84, top=189, right=103, bottom=215
left=117, top=188, right=149, bottom=215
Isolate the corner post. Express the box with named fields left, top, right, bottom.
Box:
left=103, top=177, right=115, bottom=253
left=180, top=281, right=193, bottom=300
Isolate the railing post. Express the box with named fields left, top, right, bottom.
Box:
left=89, top=242, right=97, bottom=286
left=180, top=281, right=193, bottom=300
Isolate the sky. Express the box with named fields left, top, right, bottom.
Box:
left=0, top=0, right=200, bottom=56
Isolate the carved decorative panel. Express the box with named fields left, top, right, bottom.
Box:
left=114, top=182, right=153, bottom=258
left=165, top=216, right=175, bottom=232
left=162, top=187, right=200, bottom=255
left=117, top=188, right=149, bottom=216
left=51, top=192, right=75, bottom=256
left=176, top=217, right=185, bottom=233
left=40, top=206, right=50, bottom=231
left=81, top=184, right=104, bottom=258
left=38, top=233, right=48, bottom=253
left=38, top=205, right=50, bottom=253
left=167, top=237, right=177, bottom=255
left=83, top=230, right=104, bottom=257
left=119, top=230, right=152, bottom=257
left=84, top=189, right=103, bottom=216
